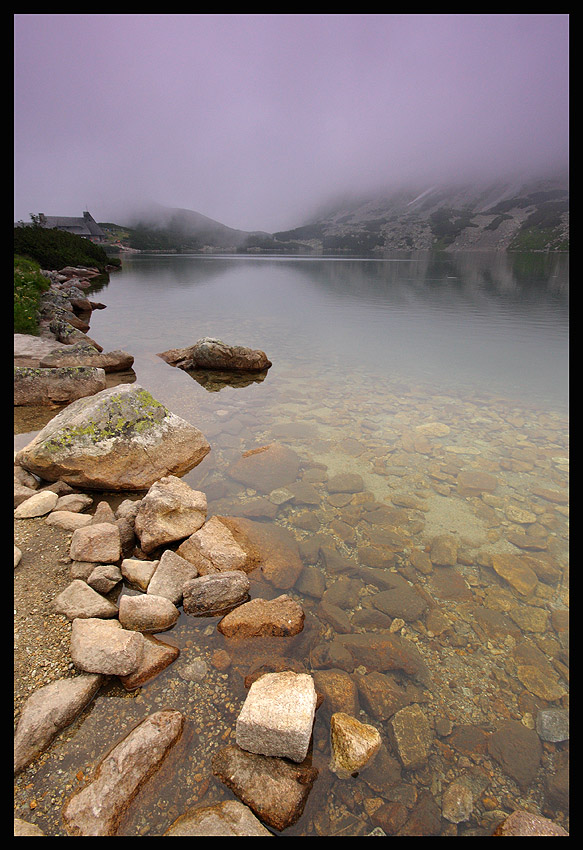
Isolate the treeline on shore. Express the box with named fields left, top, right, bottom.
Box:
left=14, top=224, right=121, bottom=336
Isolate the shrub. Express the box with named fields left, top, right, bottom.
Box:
left=13, top=222, right=115, bottom=271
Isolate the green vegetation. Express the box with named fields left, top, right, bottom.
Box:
left=14, top=255, right=50, bottom=335
left=14, top=217, right=120, bottom=271
left=322, top=231, right=383, bottom=252
left=508, top=200, right=569, bottom=251
left=429, top=207, right=478, bottom=248
left=485, top=214, right=513, bottom=231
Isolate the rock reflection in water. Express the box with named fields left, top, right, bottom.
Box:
left=185, top=368, right=269, bottom=392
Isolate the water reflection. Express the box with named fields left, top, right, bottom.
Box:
left=14, top=253, right=568, bottom=836
left=182, top=368, right=270, bottom=392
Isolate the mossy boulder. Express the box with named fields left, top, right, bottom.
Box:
left=14, top=384, right=210, bottom=490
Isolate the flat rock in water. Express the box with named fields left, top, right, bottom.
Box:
left=212, top=744, right=318, bottom=832
left=14, top=674, right=103, bottom=774
left=334, top=633, right=430, bottom=684
left=227, top=444, right=300, bottom=493
left=493, top=811, right=568, bottom=836
left=14, top=365, right=107, bottom=406
left=165, top=801, right=273, bottom=836
left=217, top=595, right=305, bottom=638
left=487, top=720, right=543, bottom=789
left=62, top=710, right=184, bottom=835
left=217, top=516, right=304, bottom=589
left=388, top=704, right=433, bottom=769
left=14, top=384, right=210, bottom=490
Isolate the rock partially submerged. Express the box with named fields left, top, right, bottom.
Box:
left=14, top=365, right=107, bottom=406
left=212, top=744, right=318, bottom=832
left=62, top=710, right=184, bottom=835
left=39, top=341, right=134, bottom=373
left=14, top=674, right=104, bottom=774
left=14, top=384, right=210, bottom=490
left=158, top=337, right=272, bottom=373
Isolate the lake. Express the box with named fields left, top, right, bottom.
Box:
left=15, top=250, right=569, bottom=835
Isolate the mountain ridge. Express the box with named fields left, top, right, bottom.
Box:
left=106, top=172, right=568, bottom=253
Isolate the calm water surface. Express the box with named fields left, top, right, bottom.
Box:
left=16, top=252, right=569, bottom=836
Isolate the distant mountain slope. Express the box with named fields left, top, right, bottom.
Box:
left=108, top=173, right=568, bottom=254
left=122, top=203, right=271, bottom=251
left=273, top=173, right=569, bottom=253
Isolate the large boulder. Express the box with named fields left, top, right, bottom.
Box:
left=14, top=384, right=210, bottom=490
left=158, top=337, right=272, bottom=373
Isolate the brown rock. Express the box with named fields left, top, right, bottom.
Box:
left=133, top=476, right=207, bottom=554
left=227, top=443, right=300, bottom=493
left=334, top=633, right=430, bottom=684
left=217, top=595, right=305, bottom=638
left=69, top=522, right=121, bottom=563
left=14, top=674, right=103, bottom=774
left=212, top=744, right=317, bottom=832
left=119, top=635, right=180, bottom=690
left=491, top=553, right=538, bottom=596
left=456, top=469, right=498, bottom=496
left=312, top=669, right=359, bottom=721
left=218, top=515, right=304, bottom=589
left=14, top=366, right=107, bottom=406
left=487, top=720, right=542, bottom=789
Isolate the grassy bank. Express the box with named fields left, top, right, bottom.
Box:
left=14, top=255, right=51, bottom=335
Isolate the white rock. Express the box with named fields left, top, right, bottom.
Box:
left=236, top=671, right=317, bottom=763
left=14, top=489, right=59, bottom=518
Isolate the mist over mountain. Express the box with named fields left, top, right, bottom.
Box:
left=114, top=168, right=568, bottom=254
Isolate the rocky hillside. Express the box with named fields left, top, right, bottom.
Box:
left=273, top=173, right=569, bottom=253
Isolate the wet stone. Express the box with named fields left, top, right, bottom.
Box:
left=370, top=585, right=428, bottom=622
left=430, top=534, right=458, bottom=566
left=212, top=744, right=318, bottom=832
left=487, top=720, right=543, bottom=789
left=327, top=472, right=365, bottom=493
left=441, top=779, right=474, bottom=823
left=388, top=704, right=433, bottom=769
left=536, top=707, right=569, bottom=742
left=329, top=712, right=382, bottom=778
left=516, top=664, right=567, bottom=702
left=355, top=671, right=413, bottom=721
left=312, top=668, right=360, bottom=721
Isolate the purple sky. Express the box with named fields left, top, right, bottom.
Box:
left=14, top=14, right=569, bottom=232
